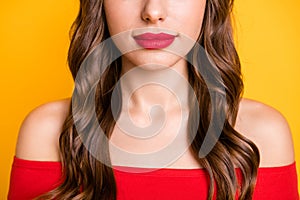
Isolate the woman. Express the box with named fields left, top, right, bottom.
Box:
left=8, top=0, right=298, bottom=199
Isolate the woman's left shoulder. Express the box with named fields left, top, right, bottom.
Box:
left=235, top=98, right=295, bottom=167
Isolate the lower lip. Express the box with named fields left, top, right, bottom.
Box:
left=134, top=38, right=175, bottom=49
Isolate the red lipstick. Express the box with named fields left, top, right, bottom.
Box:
left=133, top=33, right=176, bottom=49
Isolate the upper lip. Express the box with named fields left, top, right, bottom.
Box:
left=133, top=32, right=176, bottom=40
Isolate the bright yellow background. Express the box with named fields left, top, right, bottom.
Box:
left=0, top=0, right=299, bottom=197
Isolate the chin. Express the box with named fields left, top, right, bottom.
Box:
left=122, top=50, right=184, bottom=71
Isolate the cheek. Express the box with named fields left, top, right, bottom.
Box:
left=104, top=6, right=134, bottom=35
left=175, top=2, right=206, bottom=39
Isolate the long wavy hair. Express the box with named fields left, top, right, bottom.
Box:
left=37, top=0, right=260, bottom=199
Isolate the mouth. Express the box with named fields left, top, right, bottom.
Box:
left=133, top=32, right=176, bottom=50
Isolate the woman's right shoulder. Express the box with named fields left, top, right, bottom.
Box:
left=15, top=98, right=71, bottom=162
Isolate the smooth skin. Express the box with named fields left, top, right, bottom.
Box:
left=15, top=98, right=295, bottom=168
left=15, top=0, right=295, bottom=169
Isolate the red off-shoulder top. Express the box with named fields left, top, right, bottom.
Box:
left=8, top=156, right=299, bottom=200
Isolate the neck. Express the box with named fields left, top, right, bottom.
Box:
left=120, top=58, right=190, bottom=113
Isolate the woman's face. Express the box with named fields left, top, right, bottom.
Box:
left=104, top=0, right=206, bottom=71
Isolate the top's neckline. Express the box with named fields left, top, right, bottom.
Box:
left=13, top=156, right=296, bottom=175
left=112, top=162, right=296, bottom=176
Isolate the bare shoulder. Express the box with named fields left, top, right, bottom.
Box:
left=15, top=98, right=71, bottom=161
left=235, top=98, right=295, bottom=167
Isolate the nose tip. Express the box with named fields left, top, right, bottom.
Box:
left=142, top=15, right=165, bottom=23
left=141, top=0, right=167, bottom=23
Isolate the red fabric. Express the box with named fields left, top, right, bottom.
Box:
left=8, top=156, right=299, bottom=200
left=8, top=157, right=62, bottom=200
